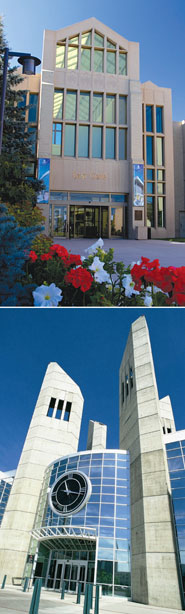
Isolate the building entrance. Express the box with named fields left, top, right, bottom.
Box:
left=47, top=559, right=88, bottom=593
left=69, top=206, right=108, bottom=239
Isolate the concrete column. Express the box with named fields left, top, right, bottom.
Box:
left=0, top=362, right=83, bottom=583
left=86, top=420, right=107, bottom=450
left=119, top=316, right=183, bottom=610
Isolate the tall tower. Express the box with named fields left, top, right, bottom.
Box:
left=119, top=316, right=183, bottom=610
left=0, top=362, right=83, bottom=582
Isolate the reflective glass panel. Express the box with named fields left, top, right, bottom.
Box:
left=79, top=93, right=90, bottom=121
left=119, top=129, right=127, bottom=160
left=78, top=126, right=89, bottom=157
left=157, top=169, right=165, bottom=180
left=53, top=90, right=63, bottom=119
left=147, top=182, right=154, bottom=194
left=166, top=442, right=180, bottom=450
left=106, top=128, right=115, bottom=159
left=66, top=91, right=77, bottom=120
left=158, top=196, right=165, bottom=227
left=101, top=504, right=114, bottom=517
left=107, top=39, right=116, bottom=49
left=90, top=465, right=102, bottom=477
left=99, top=537, right=114, bottom=548
left=146, top=106, right=153, bottom=132
left=106, top=95, right=116, bottom=123
left=93, top=94, right=103, bottom=122
left=157, top=183, right=163, bottom=194
left=156, top=107, right=163, bottom=133
left=69, top=36, right=79, bottom=44
left=107, top=51, right=116, bottom=74
left=81, top=48, right=91, bottom=71
left=94, top=32, right=104, bottom=47
left=147, top=169, right=154, bottom=180
left=167, top=449, right=182, bottom=458
left=147, top=196, right=154, bottom=227
left=98, top=548, right=114, bottom=560
left=81, top=31, right=92, bottom=45
left=103, top=466, right=115, bottom=478
left=119, top=96, right=127, bottom=124
left=119, top=53, right=127, bottom=75
left=54, top=206, right=67, bottom=237
left=28, top=94, right=38, bottom=122
left=157, top=137, right=164, bottom=166
left=92, top=127, right=102, bottom=158
left=28, top=126, right=37, bottom=156
left=173, top=489, right=185, bottom=499
left=99, top=526, right=114, bottom=537
left=56, top=44, right=65, bottom=68
left=146, top=136, right=153, bottom=165
left=173, top=499, right=185, bottom=523
left=64, top=124, right=76, bottom=156
left=52, top=123, right=62, bottom=156
left=111, top=195, right=126, bottom=203
left=67, top=47, right=78, bottom=70
left=168, top=457, right=184, bottom=471
left=94, top=50, right=104, bottom=72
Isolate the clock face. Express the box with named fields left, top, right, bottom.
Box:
left=49, top=471, right=92, bottom=517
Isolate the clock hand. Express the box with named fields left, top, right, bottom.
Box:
left=65, top=481, right=69, bottom=495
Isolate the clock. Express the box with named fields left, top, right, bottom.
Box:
left=49, top=471, right=92, bottom=516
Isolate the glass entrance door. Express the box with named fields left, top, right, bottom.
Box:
left=111, top=206, right=123, bottom=237
left=69, top=206, right=109, bottom=238
left=54, top=206, right=67, bottom=237
left=52, top=559, right=88, bottom=593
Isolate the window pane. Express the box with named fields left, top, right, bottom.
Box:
left=157, top=169, right=164, bottom=181
left=52, top=123, right=62, bottom=155
left=119, top=129, right=127, bottom=160
left=69, top=36, right=79, bottom=44
left=146, top=106, right=153, bottom=132
left=78, top=126, right=89, bottom=157
left=156, top=107, right=163, bottom=133
left=106, top=95, right=116, bottom=123
left=94, top=50, right=104, bottom=72
left=147, top=182, right=154, bottom=194
left=79, top=93, right=90, bottom=121
left=147, top=196, right=154, bottom=227
left=92, top=126, right=102, bottom=158
left=64, top=124, right=76, bottom=156
left=56, top=44, right=65, bottom=68
left=53, top=90, right=63, bottom=119
left=106, top=128, right=115, bottom=159
left=147, top=169, right=154, bottom=180
left=119, top=53, right=127, bottom=75
left=81, top=31, right=92, bottom=45
left=119, top=96, right=127, bottom=124
left=158, top=197, right=165, bottom=228
left=66, top=91, right=77, bottom=120
left=146, top=136, right=153, bottom=165
left=93, top=94, right=103, bottom=122
left=107, top=51, right=116, bottom=74
left=157, top=183, right=164, bottom=194
left=157, top=137, right=164, bottom=166
left=28, top=94, right=38, bottom=122
left=94, top=32, right=104, bottom=47
left=107, top=39, right=116, bottom=49
left=17, top=93, right=27, bottom=118
left=81, top=48, right=91, bottom=71
left=28, top=126, right=37, bottom=156
left=67, top=47, right=78, bottom=70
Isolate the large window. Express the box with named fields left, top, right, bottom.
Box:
left=146, top=105, right=153, bottom=133
left=94, top=49, right=104, bottom=72
left=106, top=40, right=116, bottom=74
left=106, top=128, right=115, bottom=159
left=146, top=136, right=154, bottom=165
left=67, top=36, right=79, bottom=70
left=56, top=43, right=66, bottom=68
left=156, top=137, right=164, bottom=166
left=106, top=95, right=116, bottom=124
left=79, top=93, right=90, bottom=121
left=65, top=91, right=77, bottom=120
left=78, top=126, right=89, bottom=157
left=64, top=124, right=76, bottom=156
left=119, top=96, right=127, bottom=125
left=52, top=123, right=62, bottom=156
left=158, top=196, right=165, bottom=227
left=28, top=94, right=38, bottom=123
left=93, top=94, right=103, bottom=123
left=119, top=50, right=127, bottom=75
left=53, top=90, right=63, bottom=120
left=156, top=107, right=163, bottom=133
left=147, top=196, right=155, bottom=228
left=92, top=126, right=102, bottom=158
left=56, top=29, right=127, bottom=76
left=119, top=129, right=127, bottom=160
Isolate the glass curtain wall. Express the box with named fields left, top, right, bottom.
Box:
left=29, top=451, right=131, bottom=597
left=166, top=439, right=185, bottom=598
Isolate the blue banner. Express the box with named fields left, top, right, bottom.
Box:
left=133, top=164, right=144, bottom=207
left=37, top=158, right=50, bottom=204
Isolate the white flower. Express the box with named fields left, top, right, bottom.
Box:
left=123, top=274, right=140, bottom=298
left=89, top=257, right=111, bottom=284
left=85, top=238, right=104, bottom=255
left=144, top=286, right=153, bottom=307
left=130, top=259, right=141, bottom=268
left=33, top=283, right=63, bottom=307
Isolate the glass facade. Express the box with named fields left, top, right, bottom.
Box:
left=166, top=439, right=185, bottom=598
left=0, top=479, right=12, bottom=526
left=56, top=29, right=127, bottom=76
left=29, top=451, right=131, bottom=597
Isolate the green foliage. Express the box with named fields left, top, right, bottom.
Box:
left=32, top=234, right=52, bottom=255
left=6, top=202, right=44, bottom=227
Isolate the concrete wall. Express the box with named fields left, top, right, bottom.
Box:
left=119, top=316, right=183, bottom=610
left=0, top=362, right=83, bottom=584
left=173, top=122, right=185, bottom=236
left=86, top=420, right=107, bottom=450
left=159, top=395, right=176, bottom=435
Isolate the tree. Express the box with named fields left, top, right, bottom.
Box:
left=0, top=17, right=43, bottom=209
left=0, top=204, right=41, bottom=306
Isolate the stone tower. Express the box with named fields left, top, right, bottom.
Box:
left=119, top=316, right=183, bottom=610
left=0, top=362, right=84, bottom=583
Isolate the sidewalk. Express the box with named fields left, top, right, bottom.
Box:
left=53, top=238, right=185, bottom=268
left=0, top=587, right=182, bottom=614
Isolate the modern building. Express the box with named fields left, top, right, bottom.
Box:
left=17, top=18, right=176, bottom=240
left=0, top=317, right=185, bottom=609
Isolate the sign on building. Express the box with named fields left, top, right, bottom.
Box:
left=133, top=164, right=144, bottom=207
left=37, top=158, right=50, bottom=204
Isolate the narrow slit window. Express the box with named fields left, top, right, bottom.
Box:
left=167, top=427, right=172, bottom=433
left=64, top=401, right=72, bottom=421
left=55, top=399, right=64, bottom=420
left=125, top=375, right=129, bottom=397
left=162, top=426, right=166, bottom=434
left=130, top=367, right=133, bottom=389
left=122, top=382, right=124, bottom=404
left=47, top=397, right=56, bottom=417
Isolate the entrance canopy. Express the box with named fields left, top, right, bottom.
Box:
left=31, top=525, right=97, bottom=551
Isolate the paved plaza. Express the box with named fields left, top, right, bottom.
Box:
left=54, top=239, right=185, bottom=268
left=0, top=588, right=183, bottom=614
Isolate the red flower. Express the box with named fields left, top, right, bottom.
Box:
left=65, top=267, right=93, bottom=292
left=49, top=244, right=69, bottom=257
left=40, top=253, right=53, bottom=261
left=29, top=250, right=38, bottom=262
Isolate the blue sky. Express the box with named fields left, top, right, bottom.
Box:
left=0, top=308, right=185, bottom=472
left=1, top=0, right=185, bottom=121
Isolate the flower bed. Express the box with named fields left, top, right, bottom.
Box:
left=26, top=240, right=185, bottom=307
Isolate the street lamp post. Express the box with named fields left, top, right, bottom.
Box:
left=0, top=47, right=41, bottom=154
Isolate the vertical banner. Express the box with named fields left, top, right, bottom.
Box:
left=133, top=163, right=144, bottom=207
left=37, top=158, right=50, bottom=204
